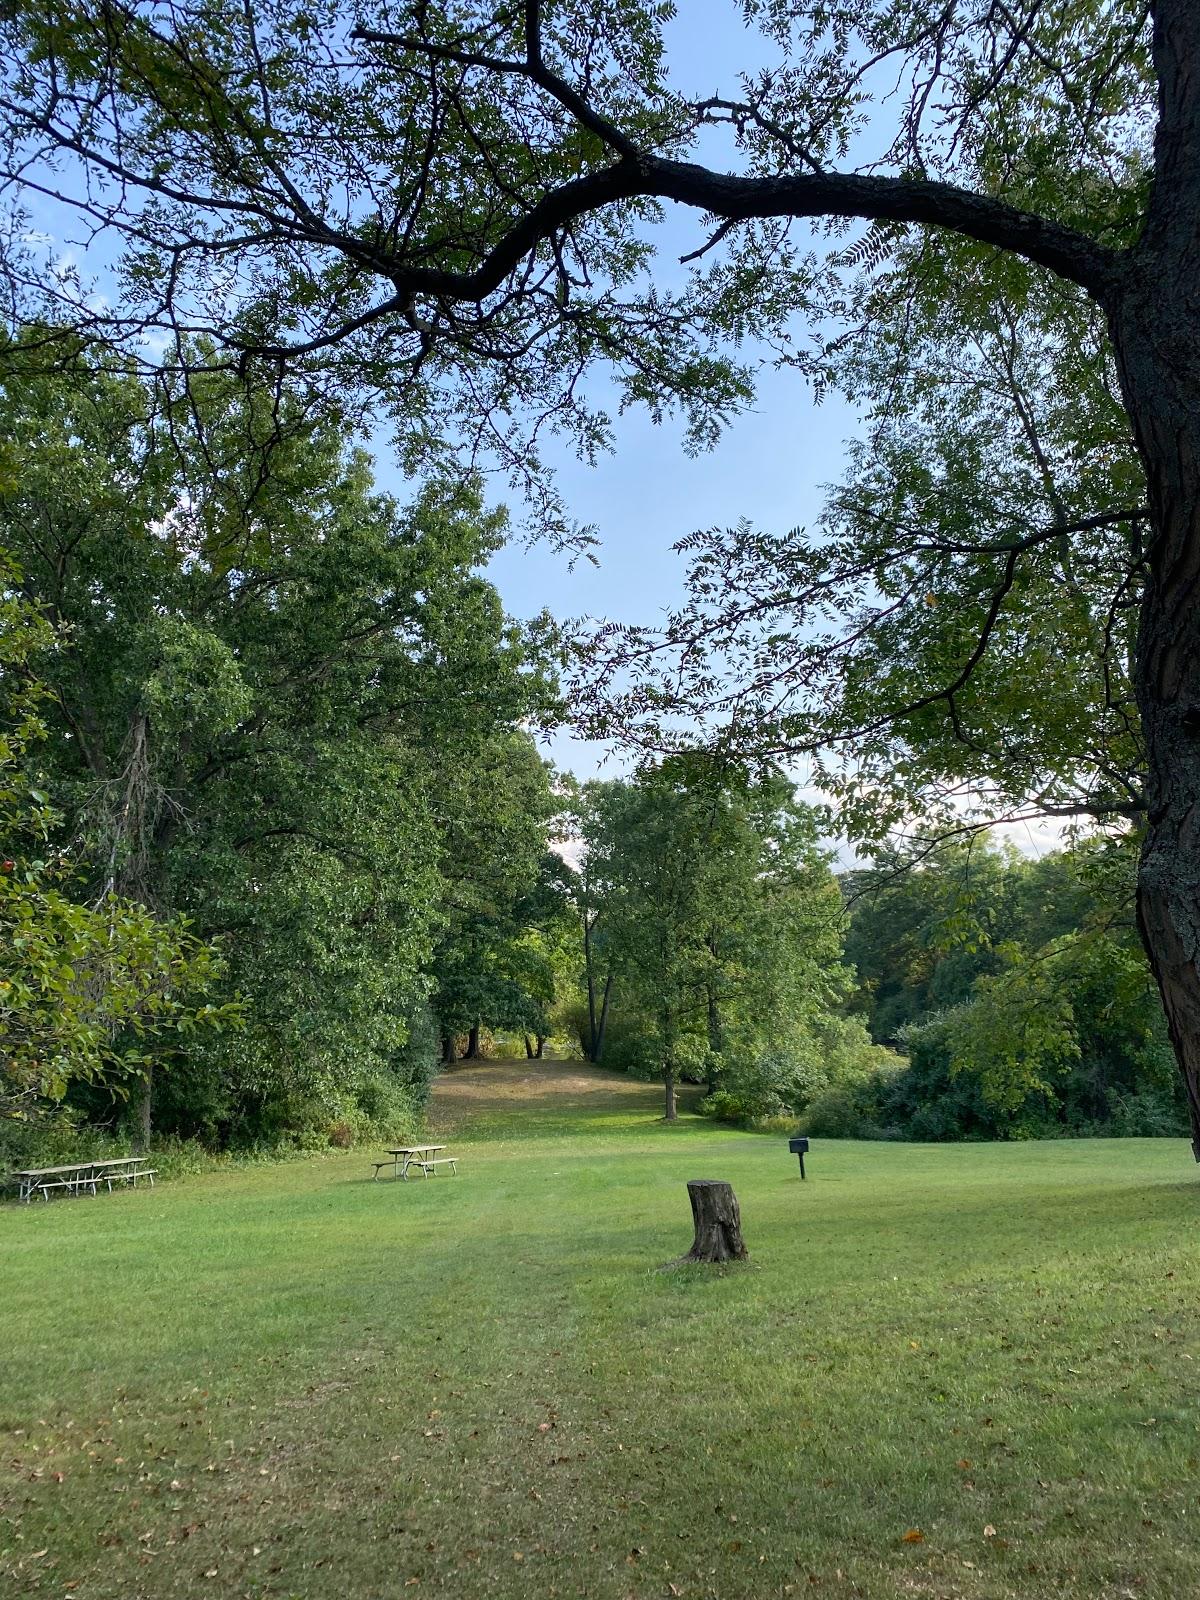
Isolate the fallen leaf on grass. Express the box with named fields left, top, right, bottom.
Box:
left=901, top=1529, right=924, bottom=1544
left=983, top=1525, right=997, bottom=1538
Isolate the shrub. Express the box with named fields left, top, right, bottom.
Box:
left=1105, top=1087, right=1190, bottom=1138
left=698, top=1089, right=749, bottom=1123
left=697, top=1014, right=905, bottom=1127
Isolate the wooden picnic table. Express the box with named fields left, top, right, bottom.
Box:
left=13, top=1157, right=155, bottom=1204
left=372, top=1145, right=452, bottom=1181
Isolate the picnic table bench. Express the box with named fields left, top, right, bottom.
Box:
left=11, top=1157, right=156, bottom=1204
left=371, top=1145, right=458, bottom=1180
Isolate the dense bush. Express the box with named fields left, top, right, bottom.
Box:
left=839, top=838, right=1191, bottom=1142
left=699, top=1014, right=905, bottom=1127
left=793, top=1001, right=1191, bottom=1145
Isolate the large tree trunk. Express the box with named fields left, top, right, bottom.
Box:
left=441, top=1034, right=456, bottom=1066
left=461, top=1024, right=481, bottom=1060
left=1109, top=3, right=1200, bottom=1157
left=1117, top=304, right=1200, bottom=1157
left=672, top=1180, right=748, bottom=1265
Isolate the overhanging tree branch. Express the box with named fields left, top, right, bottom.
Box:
left=247, top=158, right=1121, bottom=362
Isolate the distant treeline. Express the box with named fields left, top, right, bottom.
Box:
left=829, top=837, right=1189, bottom=1141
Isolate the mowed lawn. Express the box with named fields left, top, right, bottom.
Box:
left=3, top=1062, right=1200, bottom=1600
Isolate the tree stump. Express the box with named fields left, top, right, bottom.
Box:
left=673, top=1179, right=749, bottom=1265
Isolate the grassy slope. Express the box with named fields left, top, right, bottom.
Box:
left=2, top=1060, right=1199, bottom=1600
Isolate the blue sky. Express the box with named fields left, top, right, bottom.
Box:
left=371, top=2, right=862, bottom=778
left=470, top=358, right=857, bottom=777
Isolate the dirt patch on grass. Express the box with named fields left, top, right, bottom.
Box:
left=428, top=1056, right=700, bottom=1135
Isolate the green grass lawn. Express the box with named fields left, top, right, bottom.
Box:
left=3, top=1060, right=1199, bottom=1600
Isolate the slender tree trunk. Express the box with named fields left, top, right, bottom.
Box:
left=702, top=925, right=727, bottom=1095
left=583, top=913, right=598, bottom=1060
left=535, top=1035, right=545, bottom=1059
left=524, top=1033, right=535, bottom=1059
left=593, top=973, right=613, bottom=1063
left=706, top=988, right=724, bottom=1055
left=705, top=936, right=725, bottom=1095
left=137, top=1064, right=153, bottom=1149
left=664, top=1065, right=677, bottom=1122
left=462, top=1024, right=481, bottom=1060
left=1108, top=5, right=1200, bottom=1157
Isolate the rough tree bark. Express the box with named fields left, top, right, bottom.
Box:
left=461, top=1024, right=481, bottom=1060
left=1109, top=0, right=1200, bottom=1157
left=663, top=1065, right=677, bottom=1122
left=670, top=1180, right=749, bottom=1266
